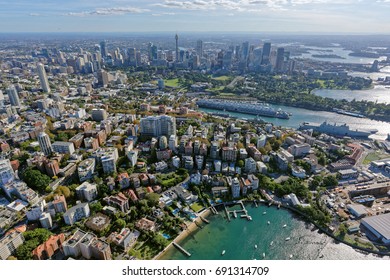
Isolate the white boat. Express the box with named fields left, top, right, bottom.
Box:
left=270, top=241, right=274, bottom=246
left=221, top=250, right=226, bottom=256
left=263, top=211, right=267, bottom=215
left=254, top=245, right=257, bottom=249
left=267, top=221, right=270, bottom=225
left=285, top=237, right=291, bottom=241
left=283, top=224, right=287, bottom=228
left=289, top=254, right=293, bottom=259
left=247, top=216, right=252, bottom=221
left=262, top=253, right=266, bottom=258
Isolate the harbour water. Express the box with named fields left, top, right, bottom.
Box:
left=200, top=106, right=390, bottom=140
left=160, top=204, right=389, bottom=260
left=313, top=86, right=390, bottom=104
left=293, top=46, right=387, bottom=64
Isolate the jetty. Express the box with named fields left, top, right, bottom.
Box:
left=224, top=204, right=231, bottom=221
left=173, top=242, right=191, bottom=257
left=210, top=206, right=218, bottom=215
left=200, top=216, right=210, bottom=224
left=225, top=201, right=251, bottom=220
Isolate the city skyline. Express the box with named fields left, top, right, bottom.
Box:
left=1, top=0, right=390, bottom=34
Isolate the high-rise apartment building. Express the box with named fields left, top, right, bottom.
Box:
left=37, top=63, right=51, bottom=93
left=37, top=132, right=53, bottom=156
left=0, top=159, right=15, bottom=187
left=140, top=115, right=176, bottom=137
left=6, top=85, right=21, bottom=107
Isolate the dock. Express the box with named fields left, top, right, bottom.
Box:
left=200, top=216, right=210, bottom=224
left=210, top=206, right=218, bottom=215
left=173, top=242, right=191, bottom=257
left=225, top=201, right=250, bottom=220
left=224, top=204, right=231, bottom=221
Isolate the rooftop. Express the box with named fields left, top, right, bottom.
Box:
left=362, top=213, right=390, bottom=240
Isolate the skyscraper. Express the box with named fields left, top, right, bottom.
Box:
left=241, top=41, right=250, bottom=61
left=37, top=132, right=53, bottom=156
left=275, top=47, right=285, bottom=72
left=175, top=34, right=179, bottom=62
left=100, top=41, right=108, bottom=57
left=196, top=40, right=203, bottom=57
left=6, top=85, right=21, bottom=107
left=37, top=63, right=51, bottom=93
left=261, top=42, right=271, bottom=65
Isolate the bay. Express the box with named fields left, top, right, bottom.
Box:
left=160, top=205, right=389, bottom=260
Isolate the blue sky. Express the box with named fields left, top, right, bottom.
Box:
left=1, top=0, right=389, bottom=33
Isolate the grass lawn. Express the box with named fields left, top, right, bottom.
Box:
left=164, top=78, right=180, bottom=87
left=363, top=152, right=389, bottom=165
left=190, top=202, right=204, bottom=213
left=212, top=75, right=230, bottom=81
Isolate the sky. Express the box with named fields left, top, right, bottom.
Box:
left=1, top=0, right=390, bottom=33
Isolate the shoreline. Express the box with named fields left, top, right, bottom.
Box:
left=154, top=208, right=212, bottom=260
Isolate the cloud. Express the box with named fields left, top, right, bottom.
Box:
left=29, top=13, right=41, bottom=17
left=152, top=0, right=360, bottom=12
left=64, top=7, right=149, bottom=17
left=151, top=12, right=176, bottom=16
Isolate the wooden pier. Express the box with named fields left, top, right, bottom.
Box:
left=173, top=242, right=191, bottom=257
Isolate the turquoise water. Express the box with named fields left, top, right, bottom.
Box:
left=160, top=204, right=389, bottom=260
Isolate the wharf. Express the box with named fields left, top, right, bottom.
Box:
left=173, top=242, right=191, bottom=257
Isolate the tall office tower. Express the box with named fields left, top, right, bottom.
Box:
left=6, top=85, right=21, bottom=107
left=175, top=34, right=179, bottom=62
left=151, top=45, right=158, bottom=60
left=241, top=41, right=250, bottom=61
left=37, top=132, right=53, bottom=156
left=37, top=63, right=51, bottom=93
left=148, top=42, right=153, bottom=61
left=127, top=48, right=137, bottom=66
left=0, top=90, right=4, bottom=107
left=196, top=40, right=203, bottom=57
left=100, top=41, right=108, bottom=57
left=275, top=47, right=285, bottom=72
left=261, top=42, right=271, bottom=65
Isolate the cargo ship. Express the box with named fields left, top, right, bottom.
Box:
left=299, top=122, right=378, bottom=138
left=196, top=99, right=290, bottom=119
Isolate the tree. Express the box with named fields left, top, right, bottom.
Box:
left=145, top=193, right=160, bottom=207
left=21, top=168, right=51, bottom=193
left=322, top=175, right=338, bottom=188
left=113, top=218, right=126, bottom=231
left=90, top=201, right=103, bottom=214
left=54, top=186, right=71, bottom=198
left=237, top=160, right=244, bottom=168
